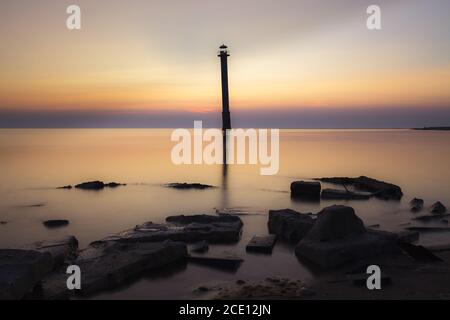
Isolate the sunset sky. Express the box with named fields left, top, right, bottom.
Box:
left=1, top=0, right=449, bottom=128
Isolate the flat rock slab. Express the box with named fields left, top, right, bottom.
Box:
left=396, top=230, right=420, bottom=243
left=406, top=227, right=450, bottom=232
left=268, top=209, right=315, bottom=243
left=413, top=214, right=450, bottom=222
left=74, top=181, right=126, bottom=190
left=316, top=176, right=403, bottom=200
left=105, top=215, right=243, bottom=244
left=21, top=236, right=78, bottom=269
left=41, top=240, right=187, bottom=298
left=0, top=249, right=53, bottom=300
left=321, top=189, right=372, bottom=200
left=246, top=235, right=277, bottom=254
left=188, top=253, right=243, bottom=271
left=165, top=183, right=215, bottom=190
left=43, top=220, right=69, bottom=229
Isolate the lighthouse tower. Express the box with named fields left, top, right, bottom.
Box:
left=218, top=44, right=231, bottom=131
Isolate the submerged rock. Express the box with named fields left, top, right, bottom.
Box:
left=188, top=253, right=243, bottom=271
left=246, top=235, right=277, bottom=254
left=268, top=209, right=315, bottom=243
left=290, top=181, right=321, bottom=200
left=316, top=176, right=403, bottom=200
left=295, top=205, right=399, bottom=268
left=43, top=220, right=69, bottom=229
left=58, top=185, right=72, bottom=189
left=165, top=183, right=215, bottom=190
left=0, top=249, right=53, bottom=300
left=74, top=181, right=126, bottom=190
left=413, top=213, right=450, bottom=222
left=105, top=214, right=243, bottom=244
left=410, top=198, right=424, bottom=212
left=430, top=202, right=447, bottom=215
left=321, top=189, right=372, bottom=200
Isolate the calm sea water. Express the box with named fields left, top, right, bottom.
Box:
left=1, top=129, right=449, bottom=299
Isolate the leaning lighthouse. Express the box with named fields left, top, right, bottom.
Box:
left=218, top=44, right=231, bottom=131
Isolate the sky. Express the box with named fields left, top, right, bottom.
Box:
left=0, top=0, right=449, bottom=128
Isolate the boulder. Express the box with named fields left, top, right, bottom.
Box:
left=431, top=202, right=447, bottom=215
left=303, top=205, right=366, bottom=242
left=74, top=181, right=125, bottom=190
left=316, top=176, right=403, bottom=200
left=410, top=198, right=424, bottom=212
left=268, top=209, right=315, bottom=243
left=41, top=240, right=187, bottom=298
left=295, top=205, right=399, bottom=268
left=321, top=189, right=371, bottom=200
left=290, top=181, right=321, bottom=199
left=165, top=183, right=215, bottom=190
left=0, top=249, right=53, bottom=300
left=104, top=215, right=243, bottom=244
left=43, top=220, right=69, bottom=229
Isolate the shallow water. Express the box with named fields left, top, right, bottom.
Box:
left=0, top=129, right=449, bottom=299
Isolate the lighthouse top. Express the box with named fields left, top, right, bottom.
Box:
left=218, top=44, right=230, bottom=57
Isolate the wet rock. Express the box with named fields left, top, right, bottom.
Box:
left=190, top=240, right=209, bottom=253
left=396, top=230, right=420, bottom=243
left=410, top=198, right=424, bottom=212
left=321, top=189, right=372, bottom=200
left=22, top=236, right=78, bottom=269
left=295, top=205, right=399, bottom=268
left=43, top=220, right=69, bottom=229
left=316, top=176, right=403, bottom=200
left=0, top=249, right=53, bottom=300
left=406, top=226, right=450, bottom=232
left=268, top=209, right=315, bottom=243
left=74, top=181, right=125, bottom=190
left=41, top=240, right=187, bottom=297
left=413, top=213, right=450, bottom=222
left=58, top=185, right=72, bottom=189
left=165, top=183, right=215, bottom=190
left=246, top=235, right=277, bottom=254
left=188, top=253, right=243, bottom=271
left=105, top=214, right=243, bottom=244
left=290, top=181, right=321, bottom=200
left=431, top=202, right=447, bottom=215
left=399, top=242, right=443, bottom=262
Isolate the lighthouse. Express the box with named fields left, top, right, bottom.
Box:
left=218, top=44, right=231, bottom=131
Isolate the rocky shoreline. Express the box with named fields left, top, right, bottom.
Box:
left=1, top=177, right=450, bottom=300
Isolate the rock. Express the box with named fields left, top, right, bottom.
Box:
left=303, top=205, right=366, bottom=241
left=0, top=221, right=7, bottom=225
left=41, top=240, right=187, bottom=297
left=0, top=249, right=53, bottom=300
left=413, top=214, right=450, bottom=222
left=410, top=198, right=424, bottom=212
left=321, top=189, right=372, bottom=200
left=246, top=235, right=277, bottom=254
left=268, top=209, right=315, bottom=243
left=165, top=183, right=215, bottom=190
left=43, top=220, right=69, bottom=229
left=58, top=185, right=72, bottom=189
left=399, top=242, right=443, bottom=262
left=187, top=253, right=243, bottom=271
left=104, top=214, right=243, bottom=244
left=22, top=236, right=78, bottom=269
left=396, top=230, right=420, bottom=243
left=295, top=205, right=399, bottom=268
left=290, top=181, right=321, bottom=200
left=316, top=176, right=403, bottom=200
left=74, top=181, right=125, bottom=190
left=190, top=241, right=209, bottom=253
left=431, top=202, right=447, bottom=215
left=406, top=226, right=450, bottom=232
